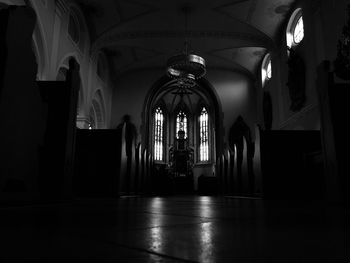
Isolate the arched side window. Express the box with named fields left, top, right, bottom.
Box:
left=199, top=107, right=209, bottom=162
left=176, top=111, right=188, bottom=139
left=286, top=8, right=304, bottom=53
left=293, top=16, right=304, bottom=44
left=154, top=107, right=164, bottom=161
left=261, top=53, right=272, bottom=87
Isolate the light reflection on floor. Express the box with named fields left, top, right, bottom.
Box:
left=199, top=196, right=214, bottom=262
left=0, top=196, right=349, bottom=262
left=150, top=197, right=164, bottom=252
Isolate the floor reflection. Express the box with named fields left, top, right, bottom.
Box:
left=199, top=197, right=215, bottom=262
left=1, top=196, right=347, bottom=262
left=199, top=222, right=214, bottom=262
left=199, top=196, right=214, bottom=218
left=149, top=197, right=164, bottom=252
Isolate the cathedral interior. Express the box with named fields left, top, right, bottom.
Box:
left=1, top=0, right=350, bottom=262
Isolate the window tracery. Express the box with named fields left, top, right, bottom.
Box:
left=176, top=111, right=188, bottom=139
left=154, top=107, right=164, bottom=161
left=199, top=107, right=209, bottom=162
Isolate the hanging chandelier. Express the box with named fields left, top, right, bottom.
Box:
left=166, top=5, right=206, bottom=88
left=166, top=45, right=206, bottom=88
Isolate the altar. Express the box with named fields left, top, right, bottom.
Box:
left=168, top=130, right=194, bottom=192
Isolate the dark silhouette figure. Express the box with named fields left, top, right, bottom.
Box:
left=117, top=114, right=137, bottom=157
left=116, top=115, right=138, bottom=194
left=228, top=116, right=255, bottom=195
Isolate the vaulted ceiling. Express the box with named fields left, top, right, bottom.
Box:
left=75, top=0, right=296, bottom=79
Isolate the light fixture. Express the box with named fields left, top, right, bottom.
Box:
left=166, top=5, right=206, bottom=88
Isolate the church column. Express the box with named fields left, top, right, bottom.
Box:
left=48, top=0, right=68, bottom=79
left=0, top=6, right=45, bottom=201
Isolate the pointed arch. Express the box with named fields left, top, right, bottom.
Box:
left=261, top=52, right=272, bottom=87
left=198, top=106, right=209, bottom=162
left=153, top=103, right=166, bottom=162
left=67, top=2, right=90, bottom=53
left=175, top=110, right=188, bottom=139
left=27, top=0, right=49, bottom=80
left=142, top=76, right=223, bottom=163
left=173, top=99, right=191, bottom=115
left=286, top=8, right=304, bottom=53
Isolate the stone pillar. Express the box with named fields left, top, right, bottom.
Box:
left=0, top=6, right=45, bottom=201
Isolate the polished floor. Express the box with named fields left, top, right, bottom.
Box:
left=1, top=196, right=350, bottom=262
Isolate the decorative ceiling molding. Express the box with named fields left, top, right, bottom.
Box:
left=92, top=30, right=274, bottom=54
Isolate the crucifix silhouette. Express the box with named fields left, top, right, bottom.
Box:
left=172, top=86, right=193, bottom=99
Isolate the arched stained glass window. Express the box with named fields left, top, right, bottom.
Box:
left=176, top=111, right=188, bottom=139
left=293, top=16, right=304, bottom=44
left=266, top=58, right=272, bottom=79
left=261, top=53, right=272, bottom=87
left=199, top=107, right=209, bottom=162
left=286, top=8, right=304, bottom=53
left=154, top=107, right=164, bottom=161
